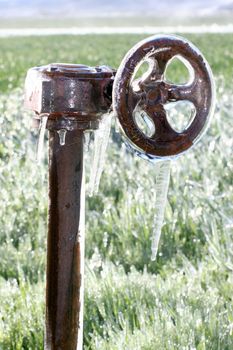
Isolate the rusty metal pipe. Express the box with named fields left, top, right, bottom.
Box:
left=25, top=63, right=114, bottom=350
left=46, top=129, right=85, bottom=349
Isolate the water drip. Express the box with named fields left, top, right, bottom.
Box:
left=57, top=129, right=67, bottom=146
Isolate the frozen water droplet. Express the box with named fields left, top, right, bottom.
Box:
left=151, top=160, right=171, bottom=261
left=88, top=113, right=112, bottom=196
left=36, top=115, right=48, bottom=163
left=57, top=129, right=67, bottom=146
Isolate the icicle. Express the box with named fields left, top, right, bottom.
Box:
left=84, top=131, right=92, bottom=152
left=151, top=160, right=171, bottom=261
left=36, top=115, right=48, bottom=163
left=115, top=116, right=120, bottom=133
left=57, top=129, right=67, bottom=146
left=88, top=113, right=112, bottom=196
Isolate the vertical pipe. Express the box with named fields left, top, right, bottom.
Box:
left=45, top=128, right=85, bottom=350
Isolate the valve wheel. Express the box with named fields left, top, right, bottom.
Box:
left=113, top=34, right=215, bottom=159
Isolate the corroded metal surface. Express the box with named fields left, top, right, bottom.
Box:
left=24, top=63, right=115, bottom=350
left=24, top=35, right=215, bottom=350
left=25, top=63, right=115, bottom=129
left=113, top=34, right=215, bottom=159
left=46, top=129, right=85, bottom=350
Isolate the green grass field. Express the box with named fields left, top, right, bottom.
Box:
left=0, top=33, right=233, bottom=349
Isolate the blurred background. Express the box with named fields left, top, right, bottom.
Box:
left=0, top=0, right=232, bottom=28
left=0, top=1, right=233, bottom=350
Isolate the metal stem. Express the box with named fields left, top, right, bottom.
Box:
left=45, top=128, right=85, bottom=350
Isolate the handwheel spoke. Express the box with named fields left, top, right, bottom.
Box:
left=128, top=87, right=145, bottom=112
left=154, top=59, right=167, bottom=80
left=145, top=104, right=179, bottom=140
left=139, top=53, right=172, bottom=87
left=113, top=34, right=214, bottom=158
left=152, top=52, right=174, bottom=81
left=165, top=82, right=199, bottom=106
left=139, top=57, right=161, bottom=84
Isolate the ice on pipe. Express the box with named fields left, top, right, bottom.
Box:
left=88, top=112, right=112, bottom=196
left=151, top=160, right=171, bottom=261
left=36, top=115, right=48, bottom=163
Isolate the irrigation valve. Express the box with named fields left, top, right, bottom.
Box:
left=24, top=34, right=215, bottom=350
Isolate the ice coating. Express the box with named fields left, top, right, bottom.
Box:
left=88, top=112, right=113, bottom=196
left=112, top=34, right=215, bottom=260
left=113, top=34, right=215, bottom=160
left=151, top=160, right=171, bottom=261
left=24, top=63, right=115, bottom=122
left=36, top=115, right=48, bottom=162
left=84, top=132, right=92, bottom=152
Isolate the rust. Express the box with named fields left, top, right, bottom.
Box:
left=113, top=34, right=215, bottom=158
left=24, top=63, right=115, bottom=350
left=25, top=63, right=115, bottom=125
left=46, top=129, right=84, bottom=350
left=24, top=35, right=214, bottom=350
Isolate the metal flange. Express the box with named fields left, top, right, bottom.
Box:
left=25, top=63, right=115, bottom=130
